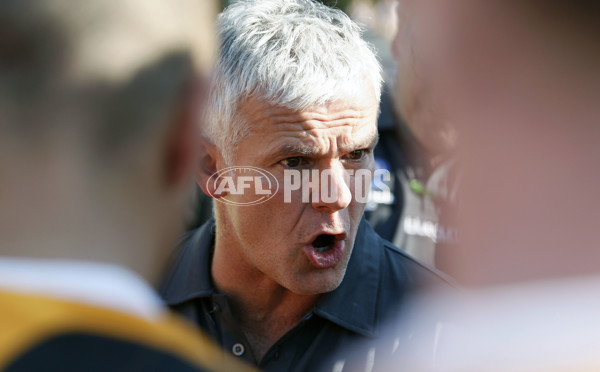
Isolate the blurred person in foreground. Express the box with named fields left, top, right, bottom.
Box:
left=0, top=0, right=254, bottom=371
left=364, top=48, right=460, bottom=269
left=346, top=0, right=461, bottom=273
left=365, top=0, right=461, bottom=270
left=349, top=0, right=600, bottom=370
left=160, top=0, right=453, bottom=371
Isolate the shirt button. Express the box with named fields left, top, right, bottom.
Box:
left=274, top=350, right=280, bottom=360
left=232, top=343, right=245, bottom=357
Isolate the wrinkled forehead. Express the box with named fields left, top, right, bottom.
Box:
left=230, top=90, right=378, bottom=163
left=237, top=88, right=379, bottom=134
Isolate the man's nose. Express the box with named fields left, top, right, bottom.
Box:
left=311, top=166, right=352, bottom=212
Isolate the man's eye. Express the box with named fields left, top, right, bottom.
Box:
left=344, top=149, right=367, bottom=161
left=280, top=157, right=302, bottom=168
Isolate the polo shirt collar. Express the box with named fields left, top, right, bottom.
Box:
left=160, top=220, right=216, bottom=303
left=160, top=218, right=383, bottom=338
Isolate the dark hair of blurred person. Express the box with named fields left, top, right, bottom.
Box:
left=0, top=1, right=255, bottom=371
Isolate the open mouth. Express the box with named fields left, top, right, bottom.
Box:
left=304, top=232, right=346, bottom=269
left=312, top=234, right=336, bottom=253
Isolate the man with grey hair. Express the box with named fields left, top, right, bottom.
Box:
left=161, top=1, right=451, bottom=371
left=0, top=0, right=253, bottom=371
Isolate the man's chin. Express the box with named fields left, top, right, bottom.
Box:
left=287, top=270, right=347, bottom=296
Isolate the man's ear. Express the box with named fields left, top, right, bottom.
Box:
left=196, top=135, right=226, bottom=199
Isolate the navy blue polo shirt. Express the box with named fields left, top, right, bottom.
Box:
left=160, top=218, right=451, bottom=372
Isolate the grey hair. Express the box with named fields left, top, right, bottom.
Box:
left=204, top=0, right=382, bottom=164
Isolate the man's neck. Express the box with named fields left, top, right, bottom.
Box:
left=211, top=233, right=320, bottom=361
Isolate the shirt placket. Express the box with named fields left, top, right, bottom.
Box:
left=208, top=295, right=257, bottom=365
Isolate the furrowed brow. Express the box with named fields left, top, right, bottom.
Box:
left=364, top=131, right=380, bottom=150
left=269, top=132, right=379, bottom=160
left=345, top=131, right=379, bottom=152
left=269, top=143, right=321, bottom=160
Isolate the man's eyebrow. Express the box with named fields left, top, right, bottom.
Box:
left=361, top=131, right=380, bottom=150
left=268, top=132, right=379, bottom=160
left=269, top=144, right=321, bottom=160
left=343, top=130, right=379, bottom=152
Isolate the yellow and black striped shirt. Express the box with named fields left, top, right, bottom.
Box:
left=0, top=290, right=255, bottom=372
